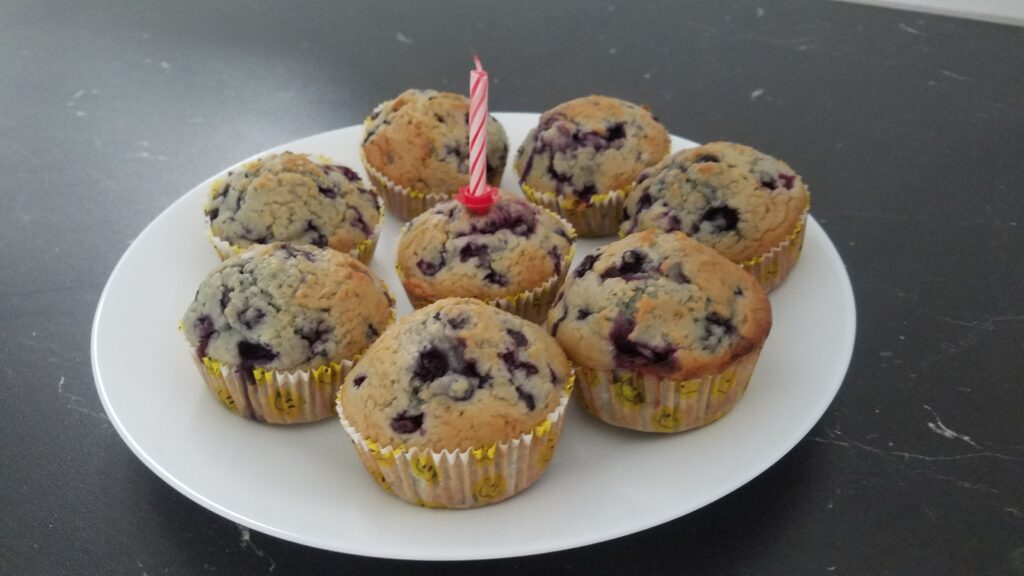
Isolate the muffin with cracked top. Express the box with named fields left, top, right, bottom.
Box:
left=621, top=142, right=810, bottom=292
left=396, top=194, right=575, bottom=324
left=181, top=243, right=395, bottom=424
left=548, top=230, right=770, bottom=432
left=337, top=298, right=573, bottom=508
left=514, top=95, right=669, bottom=237
left=361, top=89, right=509, bottom=220
left=205, top=152, right=381, bottom=264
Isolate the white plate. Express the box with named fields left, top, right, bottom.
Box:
left=92, top=113, right=856, bottom=560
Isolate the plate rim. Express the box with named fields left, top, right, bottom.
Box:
left=91, top=114, right=857, bottom=560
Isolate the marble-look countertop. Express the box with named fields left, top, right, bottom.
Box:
left=2, top=0, right=1021, bottom=574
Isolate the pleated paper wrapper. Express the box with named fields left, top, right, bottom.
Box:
left=573, top=347, right=763, bottom=433
left=740, top=203, right=809, bottom=293
left=191, top=355, right=354, bottom=425
left=521, top=182, right=629, bottom=238
left=336, top=377, right=574, bottom=509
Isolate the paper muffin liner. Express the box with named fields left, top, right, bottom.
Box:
left=336, top=375, right=575, bottom=509
left=191, top=355, right=355, bottom=425
left=360, top=149, right=458, bottom=221
left=572, top=347, right=763, bottom=433
left=205, top=182, right=384, bottom=266
left=521, top=182, right=629, bottom=238
left=395, top=236, right=576, bottom=325
left=740, top=202, right=810, bottom=293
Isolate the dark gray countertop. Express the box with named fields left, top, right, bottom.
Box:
left=2, top=0, right=1022, bottom=574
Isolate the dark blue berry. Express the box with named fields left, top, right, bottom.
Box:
left=446, top=314, right=469, bottom=330
left=239, top=306, right=265, bottom=330
left=390, top=410, right=424, bottom=434
left=413, top=347, right=448, bottom=383
left=306, top=221, right=327, bottom=248
left=348, top=207, right=372, bottom=236
left=506, top=329, right=528, bottom=347
left=636, top=192, right=653, bottom=212
left=778, top=173, right=796, bottom=190
left=417, top=258, right=444, bottom=276
left=484, top=269, right=508, bottom=286
left=575, top=253, right=599, bottom=278
left=515, top=386, right=536, bottom=411
left=297, top=322, right=331, bottom=355
left=219, top=287, right=233, bottom=310
left=698, top=205, right=739, bottom=234
left=194, top=315, right=217, bottom=358
left=352, top=374, right=366, bottom=388
left=759, top=173, right=778, bottom=190
left=702, top=312, right=737, bottom=351
left=336, top=165, right=361, bottom=182
left=695, top=154, right=719, bottom=163
left=550, top=306, right=568, bottom=336
left=459, top=242, right=489, bottom=263
left=606, top=122, right=626, bottom=142
left=577, top=184, right=598, bottom=203
left=609, top=316, right=675, bottom=369
left=549, top=247, right=563, bottom=276
left=601, top=249, right=649, bottom=280
left=237, top=341, right=277, bottom=365
left=548, top=365, right=561, bottom=387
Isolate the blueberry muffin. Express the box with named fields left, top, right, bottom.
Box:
left=621, top=142, right=810, bottom=291
left=361, top=89, right=509, bottom=220
left=337, top=298, right=573, bottom=508
left=182, top=243, right=395, bottom=424
left=205, top=152, right=382, bottom=264
left=396, top=194, right=576, bottom=324
left=514, top=95, right=670, bottom=237
left=548, top=230, right=770, bottom=432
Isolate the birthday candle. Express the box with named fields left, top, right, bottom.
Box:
left=468, top=54, right=488, bottom=198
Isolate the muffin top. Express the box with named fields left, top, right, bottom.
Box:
left=362, top=89, right=509, bottom=196
left=548, top=230, right=771, bottom=380
left=205, top=152, right=380, bottom=254
left=397, top=195, right=575, bottom=302
left=339, top=299, right=571, bottom=451
left=620, top=142, right=809, bottom=262
left=514, top=95, right=670, bottom=206
left=182, top=243, right=395, bottom=370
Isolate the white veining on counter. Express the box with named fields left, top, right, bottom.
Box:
left=899, top=22, right=922, bottom=34
left=810, top=426, right=1020, bottom=462
left=57, top=375, right=109, bottom=423
left=924, top=405, right=983, bottom=449
left=237, top=525, right=276, bottom=572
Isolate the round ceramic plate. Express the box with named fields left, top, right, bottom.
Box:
left=92, top=113, right=856, bottom=560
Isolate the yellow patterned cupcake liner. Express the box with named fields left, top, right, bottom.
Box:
left=205, top=178, right=384, bottom=266
left=185, top=302, right=396, bottom=425
left=740, top=202, right=809, bottom=293
left=360, top=115, right=503, bottom=221
left=360, top=148, right=454, bottom=221
left=573, top=347, right=763, bottom=433
left=521, top=182, right=630, bottom=238
left=336, top=375, right=575, bottom=509
left=394, top=227, right=577, bottom=325
left=191, top=355, right=355, bottom=425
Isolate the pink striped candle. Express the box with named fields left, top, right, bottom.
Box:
left=456, top=54, right=499, bottom=214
